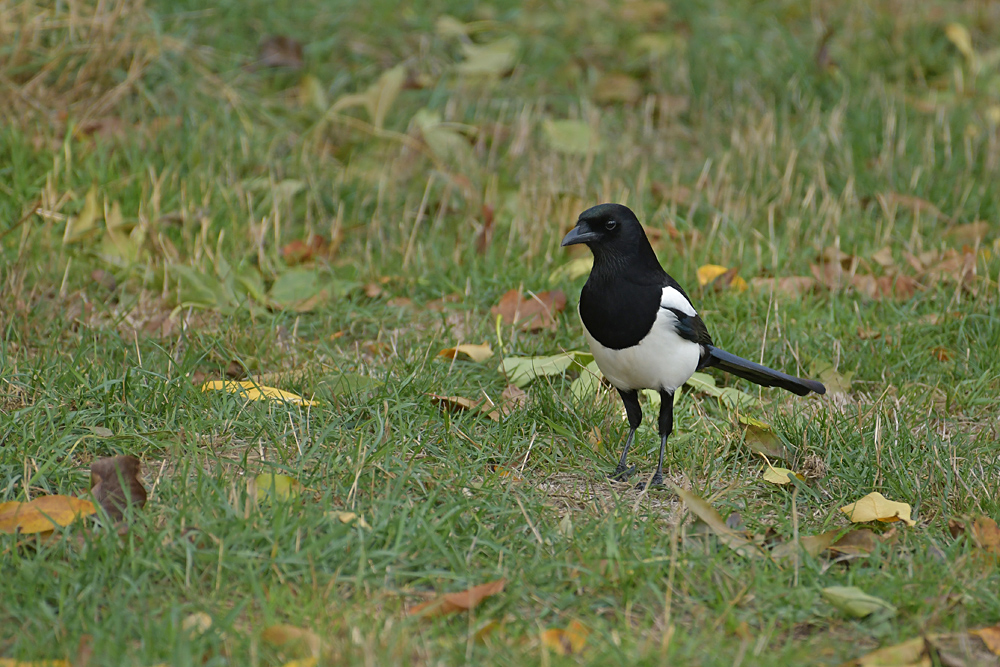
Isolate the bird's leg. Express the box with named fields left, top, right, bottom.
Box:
left=637, top=390, right=673, bottom=490
left=610, top=388, right=641, bottom=480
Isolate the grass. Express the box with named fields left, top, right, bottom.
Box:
left=2, top=0, right=1000, bottom=664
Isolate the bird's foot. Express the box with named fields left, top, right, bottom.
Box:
left=635, top=473, right=665, bottom=491
left=608, top=465, right=636, bottom=482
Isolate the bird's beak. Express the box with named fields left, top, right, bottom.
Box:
left=561, top=222, right=599, bottom=247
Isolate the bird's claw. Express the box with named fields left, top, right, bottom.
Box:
left=635, top=474, right=665, bottom=491
left=608, top=465, right=636, bottom=482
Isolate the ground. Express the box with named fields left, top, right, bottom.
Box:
left=1, top=0, right=999, bottom=665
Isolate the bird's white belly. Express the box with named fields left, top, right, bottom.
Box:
left=583, top=309, right=701, bottom=392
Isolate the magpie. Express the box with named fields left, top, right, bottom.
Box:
left=561, top=203, right=826, bottom=488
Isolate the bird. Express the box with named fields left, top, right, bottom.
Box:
left=561, top=203, right=826, bottom=488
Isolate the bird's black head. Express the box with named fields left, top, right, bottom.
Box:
left=561, top=203, right=662, bottom=277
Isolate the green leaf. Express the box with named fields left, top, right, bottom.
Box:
left=268, top=269, right=330, bottom=313
left=821, top=586, right=896, bottom=619
left=168, top=264, right=237, bottom=312
left=738, top=415, right=790, bottom=460
left=332, top=64, right=406, bottom=129
left=570, top=360, right=603, bottom=404
left=251, top=473, right=301, bottom=504
left=543, top=119, right=602, bottom=155
left=456, top=36, right=519, bottom=77
left=684, top=372, right=755, bottom=409
left=413, top=108, right=476, bottom=166
left=64, top=186, right=102, bottom=244
left=500, top=353, right=576, bottom=388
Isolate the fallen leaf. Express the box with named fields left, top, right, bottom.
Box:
left=570, top=360, right=604, bottom=405
left=771, top=529, right=840, bottom=561
left=412, top=108, right=476, bottom=166
left=491, top=289, right=567, bottom=331
left=762, top=466, right=804, bottom=485
left=946, top=221, right=990, bottom=243
left=697, top=264, right=748, bottom=292
left=182, top=612, right=213, bottom=637
left=945, top=23, right=975, bottom=62
left=810, top=360, right=853, bottom=394
left=362, top=283, right=383, bottom=299
left=329, top=511, right=371, bottom=529
left=829, top=529, right=878, bottom=557
left=268, top=269, right=331, bottom=313
left=671, top=485, right=764, bottom=559
left=438, top=343, right=494, bottom=363
left=971, top=515, right=1000, bottom=555
left=740, top=416, right=789, bottom=460
left=63, top=186, right=101, bottom=244
left=548, top=256, right=594, bottom=284
left=541, top=619, right=589, bottom=656
left=686, top=372, right=755, bottom=410
left=201, top=380, right=318, bottom=406
left=821, top=586, right=896, bottom=618
left=250, top=473, right=301, bottom=504
left=260, top=625, right=321, bottom=658
left=593, top=73, right=642, bottom=105
left=0, top=495, right=97, bottom=534
left=332, top=64, right=406, bottom=130
left=498, top=384, right=528, bottom=416
left=408, top=579, right=506, bottom=617
left=298, top=74, right=327, bottom=111
left=499, top=352, right=585, bottom=387
left=844, top=637, right=929, bottom=666
left=871, top=247, right=895, bottom=267
left=456, top=37, right=519, bottom=77
left=256, top=36, right=304, bottom=70
left=282, top=235, right=329, bottom=266
left=840, top=492, right=916, bottom=527
left=877, top=192, right=947, bottom=220
left=90, top=455, right=147, bottom=521
left=971, top=624, right=1000, bottom=655
left=428, top=393, right=500, bottom=422
left=620, top=0, right=670, bottom=23
left=543, top=119, right=602, bottom=155
left=0, top=660, right=71, bottom=667
left=930, top=346, right=951, bottom=362
left=749, top=276, right=816, bottom=299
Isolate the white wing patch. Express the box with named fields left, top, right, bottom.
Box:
left=660, top=286, right=696, bottom=317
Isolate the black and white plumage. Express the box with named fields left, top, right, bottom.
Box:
left=562, top=203, right=826, bottom=488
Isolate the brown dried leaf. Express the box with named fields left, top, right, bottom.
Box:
left=260, top=624, right=320, bottom=658
left=672, top=485, right=764, bottom=559
left=90, top=455, right=147, bottom=521
left=829, top=529, right=878, bottom=556
left=498, top=384, right=527, bottom=416
left=491, top=289, right=566, bottom=331
left=972, top=515, right=1000, bottom=555
left=750, top=276, right=816, bottom=299
left=256, top=36, right=304, bottom=70
left=946, top=221, right=990, bottom=243
left=428, top=394, right=499, bottom=422
left=878, top=192, right=947, bottom=220
left=408, top=579, right=506, bottom=617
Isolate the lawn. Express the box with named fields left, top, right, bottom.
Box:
left=1, top=0, right=999, bottom=665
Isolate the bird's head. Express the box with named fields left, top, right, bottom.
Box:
left=561, top=204, right=660, bottom=274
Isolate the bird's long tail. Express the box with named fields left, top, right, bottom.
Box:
left=702, top=346, right=826, bottom=396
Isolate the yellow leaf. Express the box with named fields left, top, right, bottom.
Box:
left=182, top=612, right=213, bottom=637
left=541, top=619, right=589, bottom=656
left=696, top=264, right=748, bottom=291
left=848, top=637, right=930, bottom=667
left=329, top=511, right=371, bottom=529
left=201, top=380, right=318, bottom=406
left=945, top=23, right=975, bottom=62
left=548, top=256, right=594, bottom=284
left=0, top=495, right=97, bottom=534
left=840, top=492, right=916, bottom=527
left=63, top=186, right=101, bottom=244
left=971, top=624, right=1000, bottom=656
left=261, top=625, right=321, bottom=658
left=740, top=416, right=789, bottom=460
left=438, top=343, right=493, bottom=363
left=250, top=473, right=301, bottom=503
left=0, top=660, right=70, bottom=667
left=456, top=37, right=519, bottom=77
left=697, top=264, right=729, bottom=286
left=762, top=466, right=803, bottom=485
left=331, top=65, right=406, bottom=130
left=280, top=660, right=318, bottom=667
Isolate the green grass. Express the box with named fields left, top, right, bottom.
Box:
left=2, top=0, right=1000, bottom=665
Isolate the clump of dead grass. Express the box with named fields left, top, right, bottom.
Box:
left=0, top=0, right=157, bottom=127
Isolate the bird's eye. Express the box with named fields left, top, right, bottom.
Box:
left=604, top=220, right=618, bottom=231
